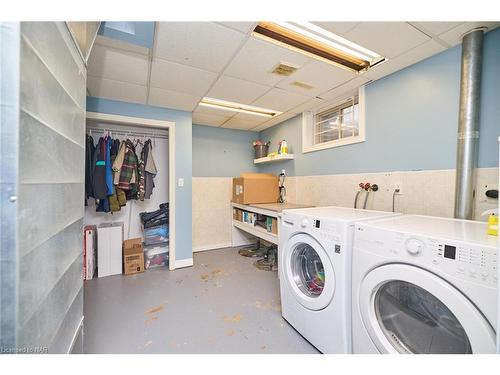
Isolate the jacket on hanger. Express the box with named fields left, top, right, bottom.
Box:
left=92, top=137, right=108, bottom=199
left=105, top=136, right=114, bottom=196
left=143, top=139, right=157, bottom=199
left=114, top=139, right=139, bottom=191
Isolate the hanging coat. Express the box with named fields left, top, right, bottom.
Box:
left=144, top=139, right=157, bottom=199
left=138, top=142, right=146, bottom=201
left=105, top=136, right=114, bottom=196
left=92, top=137, right=108, bottom=199
left=115, top=139, right=139, bottom=191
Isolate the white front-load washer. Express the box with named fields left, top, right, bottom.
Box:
left=352, top=215, right=498, bottom=354
left=279, top=206, right=401, bottom=353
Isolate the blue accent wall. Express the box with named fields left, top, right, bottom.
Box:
left=192, top=125, right=257, bottom=177
left=258, top=28, right=500, bottom=176
left=98, top=22, right=155, bottom=49
left=86, top=97, right=193, bottom=261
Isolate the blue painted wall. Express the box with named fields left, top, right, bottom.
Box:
left=258, top=28, right=500, bottom=176
left=192, top=124, right=257, bottom=177
left=86, top=97, right=193, bottom=261
left=98, top=22, right=155, bottom=49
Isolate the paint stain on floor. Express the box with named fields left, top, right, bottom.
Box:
left=226, top=329, right=235, bottom=337
left=200, top=274, right=209, bottom=282
left=144, top=340, right=153, bottom=348
left=223, top=314, right=242, bottom=323
left=145, top=316, right=159, bottom=325
left=145, top=304, right=165, bottom=315
left=211, top=268, right=223, bottom=277
left=254, top=300, right=281, bottom=312
left=169, top=340, right=178, bottom=349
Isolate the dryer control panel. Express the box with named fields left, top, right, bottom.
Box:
left=356, top=226, right=498, bottom=287
left=282, top=213, right=347, bottom=254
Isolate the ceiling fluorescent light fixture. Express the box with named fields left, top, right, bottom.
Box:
left=199, top=98, right=282, bottom=118
left=253, top=22, right=385, bottom=72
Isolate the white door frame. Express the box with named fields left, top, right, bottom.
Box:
left=86, top=111, right=178, bottom=270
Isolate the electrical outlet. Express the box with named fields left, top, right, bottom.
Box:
left=178, top=178, right=184, bottom=187
left=394, top=182, right=403, bottom=194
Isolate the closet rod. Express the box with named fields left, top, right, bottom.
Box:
left=86, top=127, right=169, bottom=140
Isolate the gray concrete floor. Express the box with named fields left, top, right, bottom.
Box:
left=83, top=247, right=319, bottom=354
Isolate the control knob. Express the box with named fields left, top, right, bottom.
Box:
left=405, top=238, right=424, bottom=256
left=300, top=219, right=309, bottom=228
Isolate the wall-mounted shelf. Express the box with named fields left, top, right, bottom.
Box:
left=254, top=154, right=294, bottom=164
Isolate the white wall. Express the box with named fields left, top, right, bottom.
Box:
left=84, top=122, right=169, bottom=240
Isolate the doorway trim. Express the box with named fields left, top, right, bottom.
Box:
left=86, top=111, right=178, bottom=270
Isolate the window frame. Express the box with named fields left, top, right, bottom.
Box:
left=302, top=86, right=366, bottom=154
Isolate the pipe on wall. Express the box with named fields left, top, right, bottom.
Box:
left=454, top=28, right=485, bottom=220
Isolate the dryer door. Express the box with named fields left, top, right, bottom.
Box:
left=283, top=233, right=335, bottom=311
left=358, top=264, right=496, bottom=354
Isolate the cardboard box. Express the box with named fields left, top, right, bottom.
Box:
left=123, top=238, right=145, bottom=275
left=232, top=173, right=279, bottom=204
left=266, top=217, right=278, bottom=234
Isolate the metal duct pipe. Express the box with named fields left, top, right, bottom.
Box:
left=454, top=28, right=485, bottom=220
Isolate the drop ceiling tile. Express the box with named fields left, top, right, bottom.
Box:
left=207, top=76, right=271, bottom=104
left=276, top=60, right=355, bottom=97
left=438, top=22, right=500, bottom=46
left=192, top=112, right=230, bottom=127
left=87, top=75, right=147, bottom=104
left=221, top=112, right=267, bottom=130
left=154, top=22, right=246, bottom=73
left=217, top=22, right=256, bottom=34
left=148, top=87, right=201, bottom=111
left=344, top=22, right=430, bottom=58
left=150, top=58, right=218, bottom=96
left=88, top=44, right=149, bottom=85
left=411, top=22, right=464, bottom=36
left=318, top=76, right=371, bottom=101
left=312, top=22, right=360, bottom=35
left=288, top=97, right=325, bottom=115
left=362, top=39, right=446, bottom=81
left=252, top=87, right=310, bottom=113
left=224, top=37, right=310, bottom=86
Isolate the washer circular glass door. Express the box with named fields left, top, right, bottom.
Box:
left=284, top=233, right=335, bottom=311
left=358, top=264, right=496, bottom=354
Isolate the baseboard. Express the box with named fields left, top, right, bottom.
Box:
left=193, top=242, right=233, bottom=253
left=175, top=258, right=194, bottom=269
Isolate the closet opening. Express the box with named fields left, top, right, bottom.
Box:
left=83, top=112, right=176, bottom=279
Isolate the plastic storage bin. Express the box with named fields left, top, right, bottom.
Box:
left=143, top=224, right=169, bottom=246
left=144, top=244, right=169, bottom=269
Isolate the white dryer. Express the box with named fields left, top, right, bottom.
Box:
left=279, top=207, right=400, bottom=353
left=352, top=215, right=498, bottom=354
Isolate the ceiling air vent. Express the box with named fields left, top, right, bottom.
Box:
left=271, top=63, right=298, bottom=76
left=291, top=81, right=313, bottom=90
